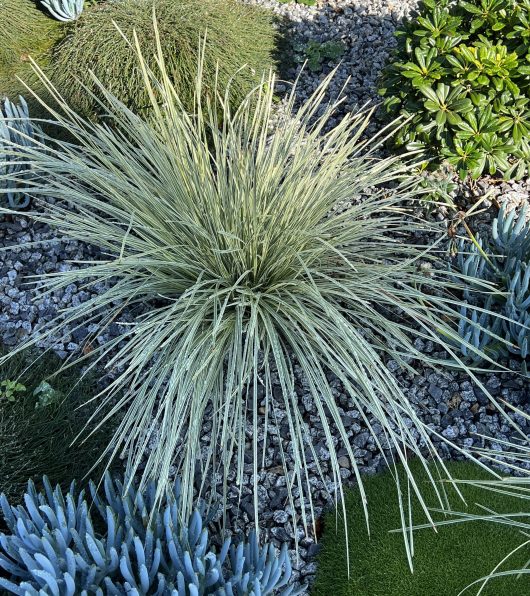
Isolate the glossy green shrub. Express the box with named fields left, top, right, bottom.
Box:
left=49, top=0, right=277, bottom=117
left=379, top=0, right=530, bottom=180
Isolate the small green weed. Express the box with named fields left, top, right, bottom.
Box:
left=0, top=380, right=26, bottom=403
left=294, top=39, right=345, bottom=72
left=278, top=0, right=317, bottom=6
left=32, top=380, right=63, bottom=409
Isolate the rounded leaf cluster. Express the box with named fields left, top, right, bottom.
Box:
left=379, top=0, right=530, bottom=179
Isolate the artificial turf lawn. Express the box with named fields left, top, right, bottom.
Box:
left=312, top=460, right=530, bottom=596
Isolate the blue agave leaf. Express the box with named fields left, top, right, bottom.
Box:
left=149, top=544, right=161, bottom=581
left=51, top=527, right=68, bottom=555
left=0, top=493, right=16, bottom=531
left=176, top=570, right=186, bottom=593
left=33, top=552, right=58, bottom=578
left=65, top=548, right=76, bottom=579
left=182, top=550, right=196, bottom=582
left=31, top=568, right=60, bottom=594
left=22, top=494, right=46, bottom=533
left=108, top=546, right=120, bottom=573
left=119, top=548, right=136, bottom=586
left=139, top=562, right=150, bottom=592
left=83, top=563, right=97, bottom=589
left=19, top=582, right=40, bottom=596
left=85, top=533, right=106, bottom=568
left=0, top=552, right=26, bottom=576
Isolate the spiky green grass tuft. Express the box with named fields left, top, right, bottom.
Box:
left=0, top=0, right=63, bottom=96
left=0, top=350, right=116, bottom=505
left=48, top=0, right=278, bottom=117
left=313, top=460, right=530, bottom=596
left=0, top=24, right=522, bottom=559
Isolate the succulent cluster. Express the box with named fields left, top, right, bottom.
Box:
left=0, top=96, right=41, bottom=209
left=453, top=204, right=530, bottom=368
left=0, top=474, right=299, bottom=595
left=379, top=0, right=530, bottom=180
left=40, top=0, right=84, bottom=22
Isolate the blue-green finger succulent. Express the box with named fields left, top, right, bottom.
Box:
left=0, top=473, right=300, bottom=595
left=40, top=0, right=84, bottom=21
left=0, top=96, right=41, bottom=210
left=452, top=203, right=530, bottom=370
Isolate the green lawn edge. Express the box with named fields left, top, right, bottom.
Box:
left=312, top=460, right=530, bottom=596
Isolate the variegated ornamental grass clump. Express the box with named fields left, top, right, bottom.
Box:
left=0, top=26, right=522, bottom=564
left=0, top=473, right=299, bottom=595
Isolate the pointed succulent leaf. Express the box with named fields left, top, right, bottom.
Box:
left=39, top=0, right=84, bottom=21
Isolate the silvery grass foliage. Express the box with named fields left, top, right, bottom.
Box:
left=409, top=406, right=530, bottom=595
left=40, top=0, right=84, bottom=21
left=0, top=24, right=523, bottom=567
left=0, top=96, right=40, bottom=209
left=0, top=473, right=298, bottom=595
